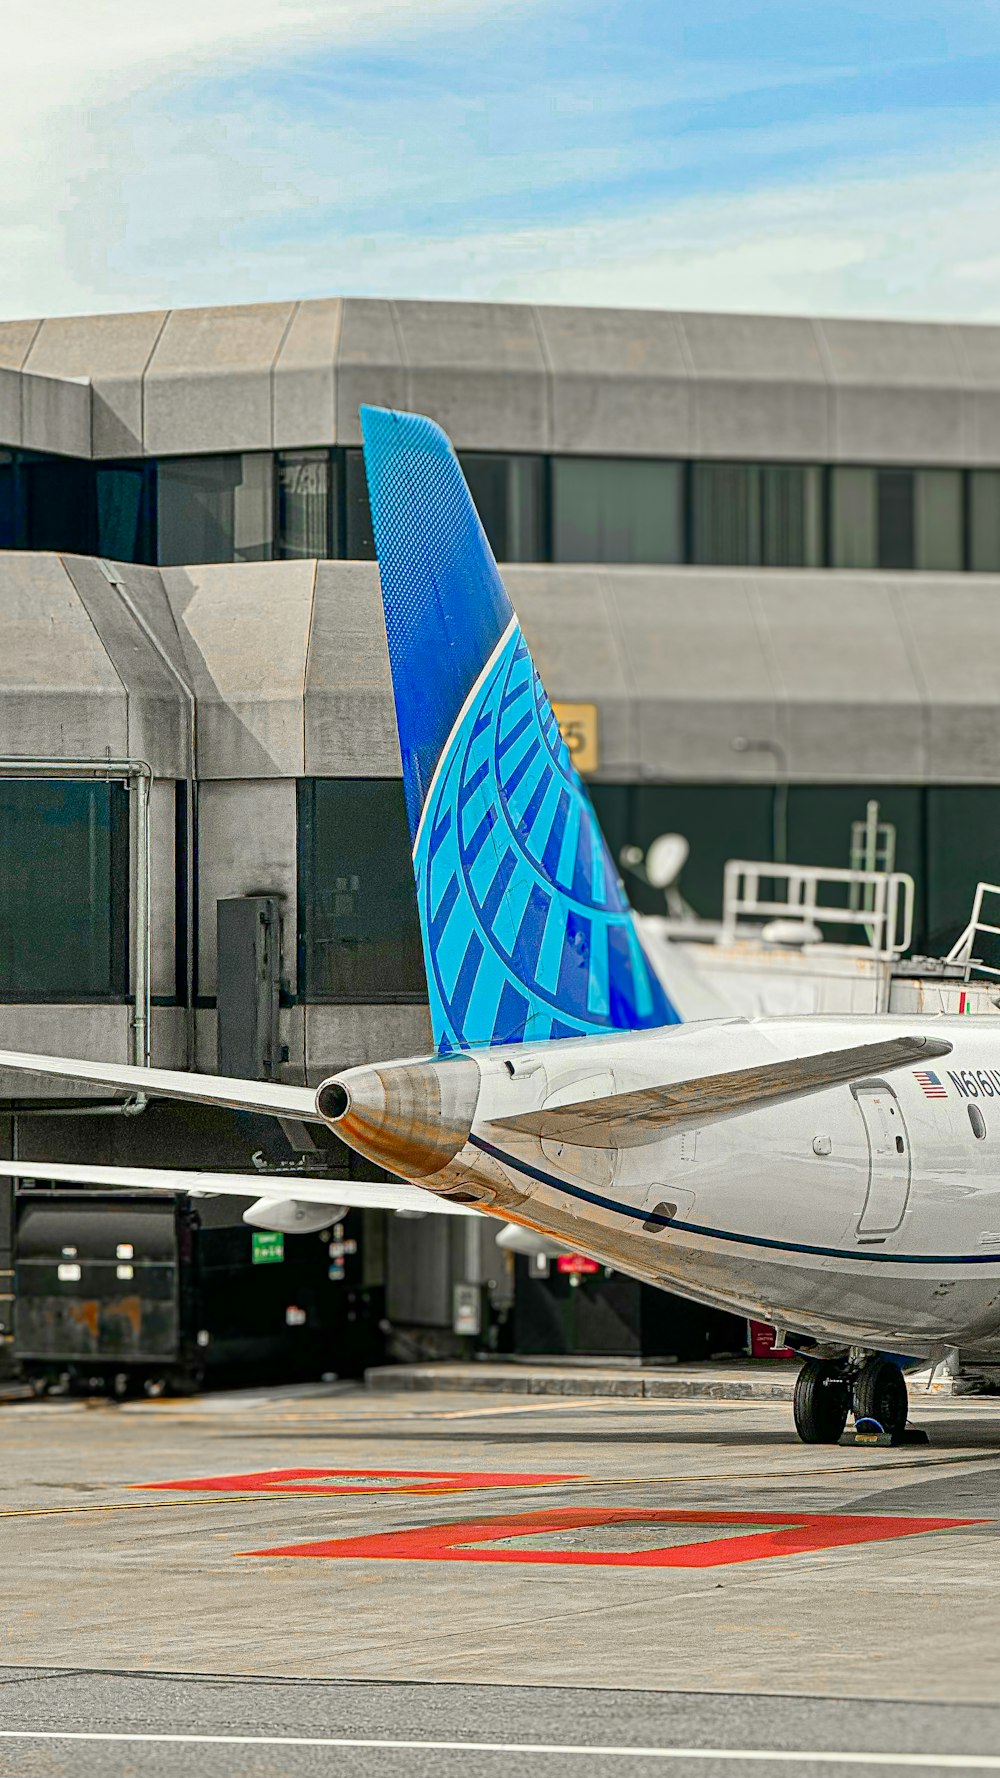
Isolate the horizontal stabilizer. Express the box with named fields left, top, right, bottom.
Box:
left=0, top=1050, right=322, bottom=1121
left=0, top=1158, right=475, bottom=1215
left=489, top=1035, right=953, bottom=1149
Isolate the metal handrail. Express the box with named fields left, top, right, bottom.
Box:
left=945, top=882, right=1000, bottom=981
left=721, top=860, right=915, bottom=959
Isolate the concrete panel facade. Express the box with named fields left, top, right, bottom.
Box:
left=304, top=561, right=399, bottom=777
left=143, top=302, right=296, bottom=454
left=334, top=300, right=406, bottom=443
left=24, top=311, right=167, bottom=457
left=195, top=778, right=297, bottom=998
left=395, top=301, right=549, bottom=452
left=19, top=369, right=92, bottom=458
left=64, top=557, right=189, bottom=775
left=0, top=553, right=127, bottom=758
left=273, top=299, right=342, bottom=448
left=162, top=560, right=315, bottom=778
left=540, top=307, right=692, bottom=456
left=8, top=297, right=1000, bottom=466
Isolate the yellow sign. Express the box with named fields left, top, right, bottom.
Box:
left=552, top=701, right=599, bottom=774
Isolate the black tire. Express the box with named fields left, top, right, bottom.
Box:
left=793, top=1359, right=850, bottom=1444
left=853, top=1357, right=908, bottom=1437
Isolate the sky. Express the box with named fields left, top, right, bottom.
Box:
left=7, top=0, right=1000, bottom=321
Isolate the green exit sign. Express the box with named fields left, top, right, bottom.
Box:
left=251, top=1230, right=284, bottom=1265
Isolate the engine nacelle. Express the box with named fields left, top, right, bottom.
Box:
left=243, top=1197, right=345, bottom=1235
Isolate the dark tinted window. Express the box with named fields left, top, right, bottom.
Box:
left=459, top=454, right=545, bottom=561
left=0, top=782, right=129, bottom=1000
left=926, top=787, right=1000, bottom=959
left=157, top=455, right=273, bottom=565
left=589, top=783, right=774, bottom=920
left=0, top=451, right=19, bottom=548
left=343, top=449, right=375, bottom=558
left=23, top=456, right=94, bottom=553
left=277, top=450, right=331, bottom=559
left=552, top=458, right=682, bottom=563
left=969, top=471, right=1000, bottom=571
left=877, top=470, right=915, bottom=570
left=95, top=464, right=154, bottom=564
left=297, top=779, right=425, bottom=1001
left=692, top=463, right=822, bottom=567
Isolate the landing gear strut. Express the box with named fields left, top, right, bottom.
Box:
left=792, top=1352, right=911, bottom=1444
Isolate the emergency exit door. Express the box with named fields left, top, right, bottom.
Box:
left=851, top=1080, right=911, bottom=1239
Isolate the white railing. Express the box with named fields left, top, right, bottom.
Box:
left=721, top=861, right=915, bottom=959
left=946, top=882, right=1000, bottom=981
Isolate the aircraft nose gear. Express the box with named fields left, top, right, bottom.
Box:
left=792, top=1358, right=851, bottom=1443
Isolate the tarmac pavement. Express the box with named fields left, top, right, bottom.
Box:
left=1, top=1377, right=998, bottom=1773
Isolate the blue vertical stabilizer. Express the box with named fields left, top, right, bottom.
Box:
left=361, top=404, right=679, bottom=1052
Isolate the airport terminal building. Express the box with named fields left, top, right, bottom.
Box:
left=3, top=296, right=1000, bottom=1376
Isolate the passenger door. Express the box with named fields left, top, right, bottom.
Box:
left=851, top=1079, right=911, bottom=1240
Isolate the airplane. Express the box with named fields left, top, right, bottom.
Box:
left=0, top=403, right=998, bottom=1447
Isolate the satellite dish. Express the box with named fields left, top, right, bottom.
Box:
left=644, top=833, right=690, bottom=890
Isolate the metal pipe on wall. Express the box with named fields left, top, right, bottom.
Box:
left=98, top=560, right=198, bottom=1068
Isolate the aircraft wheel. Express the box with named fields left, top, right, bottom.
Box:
left=792, top=1359, right=850, bottom=1443
left=853, top=1357, right=908, bottom=1437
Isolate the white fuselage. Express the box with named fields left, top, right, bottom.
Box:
left=426, top=1015, right=1000, bottom=1362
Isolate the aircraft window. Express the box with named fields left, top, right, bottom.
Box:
left=969, top=1104, right=987, bottom=1140
left=895, top=1135, right=905, bottom=1154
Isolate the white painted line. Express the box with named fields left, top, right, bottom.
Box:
left=0, top=1733, right=996, bottom=1766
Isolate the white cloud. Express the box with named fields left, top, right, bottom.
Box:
left=7, top=6, right=1000, bottom=325
left=266, top=154, right=1000, bottom=325
left=0, top=0, right=536, bottom=317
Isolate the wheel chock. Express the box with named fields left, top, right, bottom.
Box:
left=838, top=1418, right=930, bottom=1448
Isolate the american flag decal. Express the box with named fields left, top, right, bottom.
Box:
left=913, top=1070, right=948, bottom=1099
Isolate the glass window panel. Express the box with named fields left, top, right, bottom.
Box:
left=692, top=463, right=761, bottom=565
left=914, top=469, right=962, bottom=571
left=459, top=454, right=545, bottom=560
left=343, top=448, right=375, bottom=559
left=0, top=451, right=18, bottom=548
left=877, top=469, right=914, bottom=570
left=552, top=458, right=682, bottom=564
left=157, top=454, right=273, bottom=566
left=277, top=450, right=330, bottom=559
left=970, top=470, right=1000, bottom=571
left=926, top=787, right=1000, bottom=958
left=830, top=467, right=877, bottom=568
left=23, top=455, right=94, bottom=554
left=0, top=782, right=129, bottom=1000
left=297, top=779, right=425, bottom=1001
left=95, top=464, right=152, bottom=564
left=760, top=465, right=823, bottom=567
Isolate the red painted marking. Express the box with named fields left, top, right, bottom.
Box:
left=132, top=1467, right=579, bottom=1497
left=249, top=1506, right=983, bottom=1566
